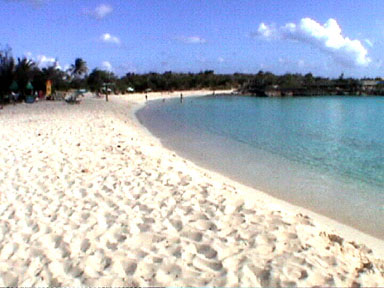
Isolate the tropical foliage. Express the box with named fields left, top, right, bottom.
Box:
left=70, top=58, right=88, bottom=78
left=87, top=69, right=116, bottom=92
left=0, top=46, right=15, bottom=102
left=1, top=44, right=383, bottom=103
left=15, top=57, right=36, bottom=97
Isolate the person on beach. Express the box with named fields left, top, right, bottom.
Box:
left=180, top=93, right=183, bottom=103
left=145, top=94, right=148, bottom=101
left=11, top=91, right=19, bottom=105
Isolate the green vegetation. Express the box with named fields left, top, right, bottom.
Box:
left=240, top=71, right=378, bottom=96
left=87, top=69, right=117, bottom=92
left=116, top=71, right=249, bottom=93
left=0, top=46, right=73, bottom=101
left=0, top=46, right=15, bottom=101
left=1, top=45, right=383, bottom=104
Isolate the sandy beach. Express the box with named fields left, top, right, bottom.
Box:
left=0, top=90, right=383, bottom=286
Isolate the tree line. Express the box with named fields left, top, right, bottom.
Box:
left=1, top=45, right=383, bottom=103
left=241, top=71, right=384, bottom=96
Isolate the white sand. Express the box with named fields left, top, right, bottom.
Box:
left=0, top=91, right=383, bottom=286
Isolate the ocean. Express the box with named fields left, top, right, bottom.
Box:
left=136, top=95, right=384, bottom=239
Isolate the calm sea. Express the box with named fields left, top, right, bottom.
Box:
left=136, top=95, right=384, bottom=239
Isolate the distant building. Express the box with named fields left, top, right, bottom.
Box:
left=265, top=89, right=281, bottom=97
left=360, top=80, right=378, bottom=91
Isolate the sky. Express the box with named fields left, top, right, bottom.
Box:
left=1, top=0, right=384, bottom=77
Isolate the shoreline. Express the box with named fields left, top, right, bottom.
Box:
left=127, top=90, right=384, bottom=257
left=0, top=91, right=383, bottom=286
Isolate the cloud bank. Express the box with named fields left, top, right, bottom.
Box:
left=256, top=18, right=371, bottom=67
left=100, top=33, right=121, bottom=45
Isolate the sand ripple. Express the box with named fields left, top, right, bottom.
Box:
left=0, top=93, right=383, bottom=286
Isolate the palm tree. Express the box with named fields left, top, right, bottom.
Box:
left=68, top=58, right=88, bottom=89
left=70, top=58, right=88, bottom=78
left=0, top=46, right=15, bottom=101
left=15, top=57, right=36, bottom=98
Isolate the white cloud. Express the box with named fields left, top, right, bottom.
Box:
left=178, top=36, right=207, bottom=44
left=100, top=33, right=121, bottom=45
left=257, top=23, right=275, bottom=38
left=38, top=55, right=62, bottom=69
left=37, top=55, right=55, bottom=65
left=86, top=4, right=113, bottom=20
left=94, top=4, right=112, bottom=19
left=256, top=18, right=371, bottom=67
left=25, top=53, right=61, bottom=69
left=218, top=57, right=225, bottom=63
left=101, top=61, right=112, bottom=71
left=365, top=39, right=373, bottom=47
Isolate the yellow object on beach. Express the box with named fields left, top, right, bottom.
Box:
left=46, top=80, right=52, bottom=96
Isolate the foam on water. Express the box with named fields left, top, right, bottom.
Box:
left=137, top=95, right=384, bottom=239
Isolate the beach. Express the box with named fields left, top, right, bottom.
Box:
left=0, top=91, right=383, bottom=286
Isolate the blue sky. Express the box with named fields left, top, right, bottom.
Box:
left=1, top=0, right=384, bottom=77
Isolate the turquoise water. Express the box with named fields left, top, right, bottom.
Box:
left=137, top=95, right=384, bottom=239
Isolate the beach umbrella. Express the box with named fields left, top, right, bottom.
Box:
left=9, top=81, right=18, bottom=91
left=26, top=82, right=33, bottom=90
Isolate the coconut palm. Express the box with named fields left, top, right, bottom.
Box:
left=0, top=46, right=15, bottom=101
left=70, top=58, right=88, bottom=78
left=15, top=57, right=36, bottom=98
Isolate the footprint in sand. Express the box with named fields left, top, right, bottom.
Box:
left=123, top=261, right=138, bottom=275
left=192, top=255, right=224, bottom=272
left=138, top=223, right=151, bottom=232
left=196, top=244, right=218, bottom=259
left=0, top=271, right=19, bottom=287
left=181, top=230, right=203, bottom=242
left=52, top=235, right=63, bottom=249
left=171, top=245, right=182, bottom=257
left=81, top=212, right=90, bottom=221
left=169, top=219, right=183, bottom=232
left=134, top=262, right=156, bottom=283
left=179, top=177, right=191, bottom=186
left=106, top=241, right=118, bottom=251
left=192, top=219, right=217, bottom=232
left=80, top=239, right=91, bottom=253
left=114, top=233, right=127, bottom=243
